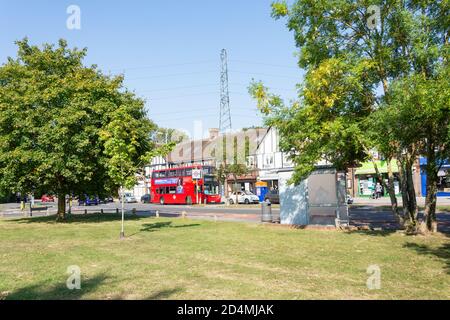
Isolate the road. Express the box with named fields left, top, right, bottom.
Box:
left=1, top=201, right=449, bottom=232
left=0, top=201, right=276, bottom=223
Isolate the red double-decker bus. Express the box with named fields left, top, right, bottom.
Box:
left=150, top=165, right=221, bottom=205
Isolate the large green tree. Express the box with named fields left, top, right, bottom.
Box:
left=0, top=39, right=158, bottom=221
left=250, top=0, right=449, bottom=232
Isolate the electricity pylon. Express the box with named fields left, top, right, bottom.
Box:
left=219, top=49, right=232, bottom=133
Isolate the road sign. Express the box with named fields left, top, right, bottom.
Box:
left=192, top=169, right=202, bottom=180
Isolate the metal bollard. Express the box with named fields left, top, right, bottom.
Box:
left=155, top=210, right=159, bottom=218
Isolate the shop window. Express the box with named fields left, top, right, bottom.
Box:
left=438, top=169, right=450, bottom=192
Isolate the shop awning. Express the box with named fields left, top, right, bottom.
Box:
left=355, top=160, right=399, bottom=175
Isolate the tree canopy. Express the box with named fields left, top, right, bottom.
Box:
left=250, top=0, right=449, bottom=232
left=0, top=39, right=159, bottom=219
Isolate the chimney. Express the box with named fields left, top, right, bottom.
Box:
left=208, top=128, right=219, bottom=141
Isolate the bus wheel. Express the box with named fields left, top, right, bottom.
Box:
left=160, top=198, right=165, bottom=205
left=186, top=196, right=192, bottom=205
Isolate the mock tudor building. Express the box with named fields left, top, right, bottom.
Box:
left=140, top=128, right=267, bottom=197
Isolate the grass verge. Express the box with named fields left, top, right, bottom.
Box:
left=0, top=213, right=449, bottom=299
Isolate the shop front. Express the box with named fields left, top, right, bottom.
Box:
left=420, top=158, right=450, bottom=197
left=226, top=171, right=258, bottom=194
left=354, top=161, right=401, bottom=197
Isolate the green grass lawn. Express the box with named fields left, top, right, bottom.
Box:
left=0, top=214, right=449, bottom=300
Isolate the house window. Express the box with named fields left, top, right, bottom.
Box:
left=264, top=154, right=274, bottom=168
left=246, top=156, right=255, bottom=168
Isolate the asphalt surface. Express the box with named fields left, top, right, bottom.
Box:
left=0, top=202, right=274, bottom=221
left=1, top=200, right=449, bottom=233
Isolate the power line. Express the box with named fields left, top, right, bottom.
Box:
left=107, top=59, right=298, bottom=73
left=148, top=106, right=259, bottom=116
left=132, top=83, right=297, bottom=97
left=146, top=91, right=219, bottom=101
left=135, top=83, right=297, bottom=94
left=229, top=70, right=300, bottom=80
left=137, top=83, right=218, bottom=93
left=125, top=71, right=217, bottom=81
left=153, top=111, right=262, bottom=123
left=229, top=59, right=299, bottom=69
left=107, top=60, right=216, bottom=72
left=152, top=113, right=224, bottom=122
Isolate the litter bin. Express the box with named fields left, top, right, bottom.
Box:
left=261, top=201, right=272, bottom=223
left=272, top=207, right=280, bottom=224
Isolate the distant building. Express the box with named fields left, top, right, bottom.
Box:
left=141, top=128, right=267, bottom=197
left=251, top=127, right=294, bottom=190
left=419, top=157, right=450, bottom=197
left=347, top=158, right=422, bottom=198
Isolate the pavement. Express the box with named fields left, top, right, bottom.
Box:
left=353, top=196, right=450, bottom=206
left=0, top=202, right=270, bottom=222
left=1, top=198, right=449, bottom=233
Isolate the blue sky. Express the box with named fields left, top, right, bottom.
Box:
left=0, top=0, right=303, bottom=136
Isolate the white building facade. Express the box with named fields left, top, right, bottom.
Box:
left=251, top=127, right=294, bottom=189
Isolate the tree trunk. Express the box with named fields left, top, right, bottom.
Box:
left=405, top=159, right=419, bottom=222
left=386, top=159, right=403, bottom=223
left=397, top=159, right=411, bottom=223
left=57, top=193, right=66, bottom=221
left=422, top=166, right=438, bottom=233
left=421, top=135, right=439, bottom=233
left=373, top=159, right=401, bottom=222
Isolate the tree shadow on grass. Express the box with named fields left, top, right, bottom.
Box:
left=4, top=273, right=108, bottom=300
left=343, top=229, right=400, bottom=237
left=140, top=221, right=200, bottom=232
left=145, top=287, right=184, bottom=300
left=8, top=213, right=147, bottom=225
left=127, top=221, right=200, bottom=236
left=403, top=241, right=450, bottom=275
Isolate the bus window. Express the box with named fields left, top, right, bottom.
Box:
left=185, top=168, right=192, bottom=177
left=204, top=183, right=219, bottom=195
left=202, top=167, right=212, bottom=175
left=154, top=171, right=167, bottom=178
left=168, top=170, right=177, bottom=177
left=169, top=186, right=176, bottom=194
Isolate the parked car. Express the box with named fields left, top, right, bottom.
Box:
left=99, top=196, right=114, bottom=204
left=264, top=189, right=280, bottom=204
left=41, top=194, right=55, bottom=203
left=78, top=195, right=99, bottom=206
left=141, top=194, right=151, bottom=204
left=228, top=191, right=260, bottom=204
left=123, top=193, right=137, bottom=203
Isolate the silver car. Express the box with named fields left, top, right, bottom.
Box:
left=124, top=193, right=137, bottom=203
